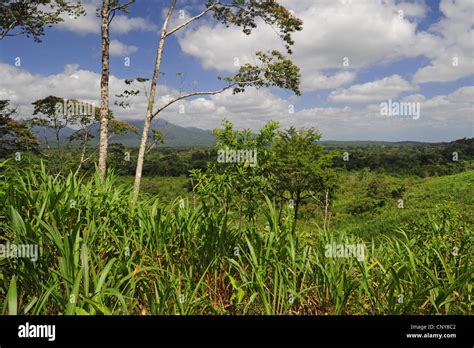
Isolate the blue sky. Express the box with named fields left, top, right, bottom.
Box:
left=0, top=0, right=473, bottom=141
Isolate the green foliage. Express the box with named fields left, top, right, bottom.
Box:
left=331, top=170, right=474, bottom=240
left=347, top=171, right=399, bottom=215
left=0, top=0, right=84, bottom=42
left=191, top=119, right=279, bottom=220
left=27, top=96, right=136, bottom=174
left=232, top=50, right=301, bottom=96
left=0, top=100, right=38, bottom=158
left=0, top=163, right=471, bottom=315
left=269, top=126, right=338, bottom=224
left=332, top=139, right=474, bottom=177
left=208, top=0, right=303, bottom=54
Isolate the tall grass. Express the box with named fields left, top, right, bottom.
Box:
left=0, top=162, right=472, bottom=315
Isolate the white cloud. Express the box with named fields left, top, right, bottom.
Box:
left=294, top=86, right=473, bottom=141
left=56, top=1, right=158, bottom=35
left=109, top=39, right=138, bottom=56
left=110, top=16, right=158, bottom=34
left=0, top=63, right=176, bottom=124
left=412, top=0, right=474, bottom=83
left=305, top=72, right=356, bottom=91
left=1, top=63, right=472, bottom=142
left=56, top=2, right=100, bottom=35
left=177, top=0, right=437, bottom=92
left=328, top=75, right=417, bottom=103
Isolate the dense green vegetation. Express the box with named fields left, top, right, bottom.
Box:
left=1, top=133, right=472, bottom=315
left=0, top=163, right=472, bottom=315
left=332, top=138, right=474, bottom=177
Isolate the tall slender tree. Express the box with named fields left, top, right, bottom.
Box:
left=132, top=0, right=303, bottom=201
left=98, top=0, right=136, bottom=178
left=98, top=0, right=111, bottom=178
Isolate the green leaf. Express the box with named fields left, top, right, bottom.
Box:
left=7, top=276, right=18, bottom=315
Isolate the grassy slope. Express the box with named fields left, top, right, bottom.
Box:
left=115, top=175, right=190, bottom=202
left=329, top=170, right=473, bottom=239
left=114, top=171, right=473, bottom=240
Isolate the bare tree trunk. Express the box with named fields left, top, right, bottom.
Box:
left=277, top=199, right=283, bottom=227
left=323, top=189, right=329, bottom=229
left=292, top=194, right=300, bottom=233
left=191, top=177, right=196, bottom=209
left=133, top=0, right=176, bottom=202
left=77, top=131, right=89, bottom=172
left=98, top=0, right=110, bottom=178
left=55, top=130, right=61, bottom=173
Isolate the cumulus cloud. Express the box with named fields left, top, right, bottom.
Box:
left=110, top=16, right=158, bottom=34
left=328, top=75, right=417, bottom=103
left=0, top=61, right=471, bottom=142
left=0, top=63, right=176, bottom=124
left=109, top=39, right=138, bottom=56
left=412, top=0, right=474, bottom=83
left=177, top=0, right=440, bottom=92
left=56, top=0, right=158, bottom=35
left=56, top=2, right=100, bottom=34
left=176, top=0, right=474, bottom=91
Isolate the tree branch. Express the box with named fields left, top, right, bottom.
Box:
left=152, top=85, right=229, bottom=118
left=152, top=79, right=261, bottom=118
left=81, top=151, right=96, bottom=164
left=0, top=21, right=17, bottom=40
left=164, top=1, right=217, bottom=38
left=110, top=0, right=136, bottom=12
left=108, top=10, right=116, bottom=26
left=145, top=141, right=158, bottom=154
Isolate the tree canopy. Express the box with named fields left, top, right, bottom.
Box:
left=0, top=99, right=38, bottom=157
left=0, top=0, right=84, bottom=42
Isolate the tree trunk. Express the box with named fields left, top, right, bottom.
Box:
left=55, top=129, right=61, bottom=173
left=323, top=189, right=329, bottom=229
left=98, top=0, right=110, bottom=178
left=191, top=177, right=196, bottom=209
left=77, top=131, right=88, bottom=172
left=277, top=199, right=283, bottom=227
left=133, top=1, right=176, bottom=202
left=293, top=194, right=300, bottom=233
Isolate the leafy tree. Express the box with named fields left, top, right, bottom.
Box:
left=31, top=96, right=71, bottom=153
left=269, top=127, right=338, bottom=230
left=68, top=101, right=137, bottom=171
left=32, top=96, right=137, bottom=172
left=132, top=0, right=303, bottom=201
left=0, top=0, right=84, bottom=41
left=0, top=99, right=38, bottom=158
left=67, top=99, right=100, bottom=170
left=191, top=119, right=279, bottom=221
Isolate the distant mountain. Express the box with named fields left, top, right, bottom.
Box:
left=321, top=140, right=430, bottom=146
left=32, top=122, right=449, bottom=149
left=115, top=119, right=216, bottom=147
left=31, top=125, right=75, bottom=147
left=32, top=119, right=216, bottom=148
